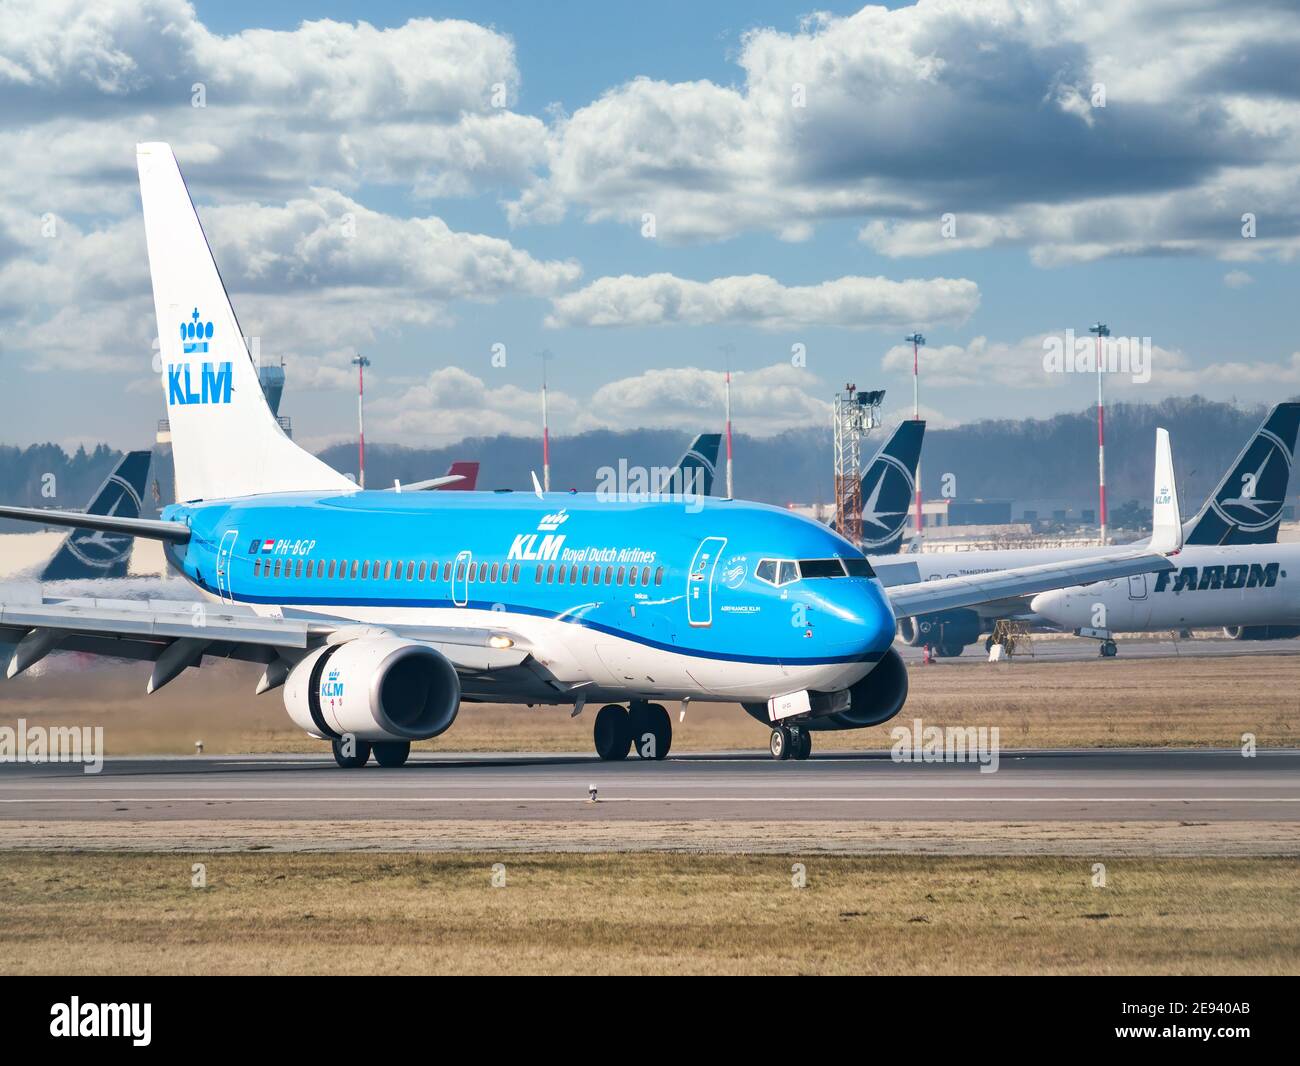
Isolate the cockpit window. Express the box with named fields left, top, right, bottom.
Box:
left=797, top=557, right=877, bottom=579
left=798, top=558, right=845, bottom=578
left=843, top=558, right=876, bottom=578
left=756, top=558, right=799, bottom=587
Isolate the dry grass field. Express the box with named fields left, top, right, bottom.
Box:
left=3, top=648, right=1296, bottom=754
left=0, top=851, right=1295, bottom=975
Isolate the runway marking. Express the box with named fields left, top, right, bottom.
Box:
left=0, top=797, right=1296, bottom=805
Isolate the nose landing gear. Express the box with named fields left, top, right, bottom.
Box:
left=769, top=725, right=812, bottom=761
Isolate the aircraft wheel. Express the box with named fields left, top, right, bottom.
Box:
left=594, top=704, right=632, bottom=761
left=1100, top=640, right=1118, bottom=658
left=792, top=728, right=812, bottom=760
left=629, top=702, right=672, bottom=760
left=332, top=738, right=372, bottom=768
left=373, top=740, right=411, bottom=768
left=770, top=726, right=792, bottom=761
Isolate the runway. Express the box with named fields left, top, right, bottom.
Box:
left=1, top=748, right=1297, bottom=823
left=895, top=635, right=1300, bottom=662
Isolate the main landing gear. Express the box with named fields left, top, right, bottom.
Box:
left=593, top=701, right=672, bottom=761
left=769, top=724, right=812, bottom=761
left=1099, top=640, right=1118, bottom=658
left=331, top=738, right=411, bottom=768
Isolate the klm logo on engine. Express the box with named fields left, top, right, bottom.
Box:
left=1154, top=562, right=1281, bottom=593
left=320, top=668, right=344, bottom=701
left=167, top=362, right=232, bottom=406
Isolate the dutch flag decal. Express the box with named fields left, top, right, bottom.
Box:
left=261, top=539, right=276, bottom=554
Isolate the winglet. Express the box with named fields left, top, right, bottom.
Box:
left=530, top=470, right=544, bottom=499
left=1150, top=427, right=1183, bottom=554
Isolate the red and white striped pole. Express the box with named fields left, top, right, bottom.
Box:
left=351, top=353, right=370, bottom=489
left=1089, top=323, right=1110, bottom=545
left=541, top=353, right=551, bottom=493
left=724, top=366, right=734, bottom=499
left=905, top=333, right=925, bottom=533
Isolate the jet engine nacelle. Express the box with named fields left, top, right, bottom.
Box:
left=897, top=609, right=981, bottom=648
left=1223, top=625, right=1300, bottom=641
left=813, top=647, right=909, bottom=729
left=284, top=637, right=461, bottom=742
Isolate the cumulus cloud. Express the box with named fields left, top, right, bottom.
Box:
left=357, top=362, right=829, bottom=445
left=510, top=1, right=1300, bottom=260
left=0, top=190, right=580, bottom=372
left=881, top=333, right=1300, bottom=396
left=0, top=1, right=548, bottom=211
left=545, top=273, right=979, bottom=329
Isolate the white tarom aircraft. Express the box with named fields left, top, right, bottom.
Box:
left=0, top=142, right=1185, bottom=765
left=880, top=403, right=1300, bottom=657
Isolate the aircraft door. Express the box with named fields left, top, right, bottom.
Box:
left=216, top=529, right=238, bottom=604
left=687, top=536, right=727, bottom=628
left=453, top=550, right=472, bottom=607
left=1125, top=573, right=1151, bottom=628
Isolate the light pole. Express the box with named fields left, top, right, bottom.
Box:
left=351, top=354, right=370, bottom=489
left=905, top=332, right=926, bottom=533
left=538, top=349, right=554, bottom=492
left=719, top=344, right=736, bottom=499
left=1088, top=322, right=1110, bottom=545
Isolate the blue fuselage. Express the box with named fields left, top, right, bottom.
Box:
left=161, top=490, right=895, bottom=688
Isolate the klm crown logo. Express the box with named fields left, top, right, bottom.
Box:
left=168, top=306, right=232, bottom=407
left=181, top=308, right=214, bottom=354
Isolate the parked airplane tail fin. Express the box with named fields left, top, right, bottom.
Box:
left=136, top=143, right=353, bottom=503
left=440, top=461, right=480, bottom=491
left=39, top=451, right=153, bottom=581
left=859, top=420, right=925, bottom=555
left=661, top=433, right=721, bottom=496
left=1183, top=402, right=1300, bottom=546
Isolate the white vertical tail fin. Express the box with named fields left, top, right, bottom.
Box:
left=1150, top=427, right=1183, bottom=554
left=136, top=143, right=354, bottom=502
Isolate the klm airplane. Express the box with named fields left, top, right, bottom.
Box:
left=0, top=144, right=1183, bottom=765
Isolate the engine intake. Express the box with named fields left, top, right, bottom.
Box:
left=284, top=637, right=461, bottom=742
left=813, top=647, right=909, bottom=730
left=741, top=648, right=910, bottom=732
left=1223, top=625, right=1300, bottom=641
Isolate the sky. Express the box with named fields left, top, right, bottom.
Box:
left=0, top=0, right=1297, bottom=454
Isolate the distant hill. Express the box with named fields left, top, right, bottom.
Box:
left=317, top=395, right=1288, bottom=512
left=2, top=396, right=1290, bottom=532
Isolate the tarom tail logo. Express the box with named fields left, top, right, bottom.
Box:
left=859, top=455, right=915, bottom=549
left=1212, top=430, right=1291, bottom=533
left=67, top=474, right=142, bottom=569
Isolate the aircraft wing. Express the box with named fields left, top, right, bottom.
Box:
left=888, top=426, right=1184, bottom=620
left=0, top=586, right=530, bottom=689
left=885, top=548, right=1174, bottom=619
